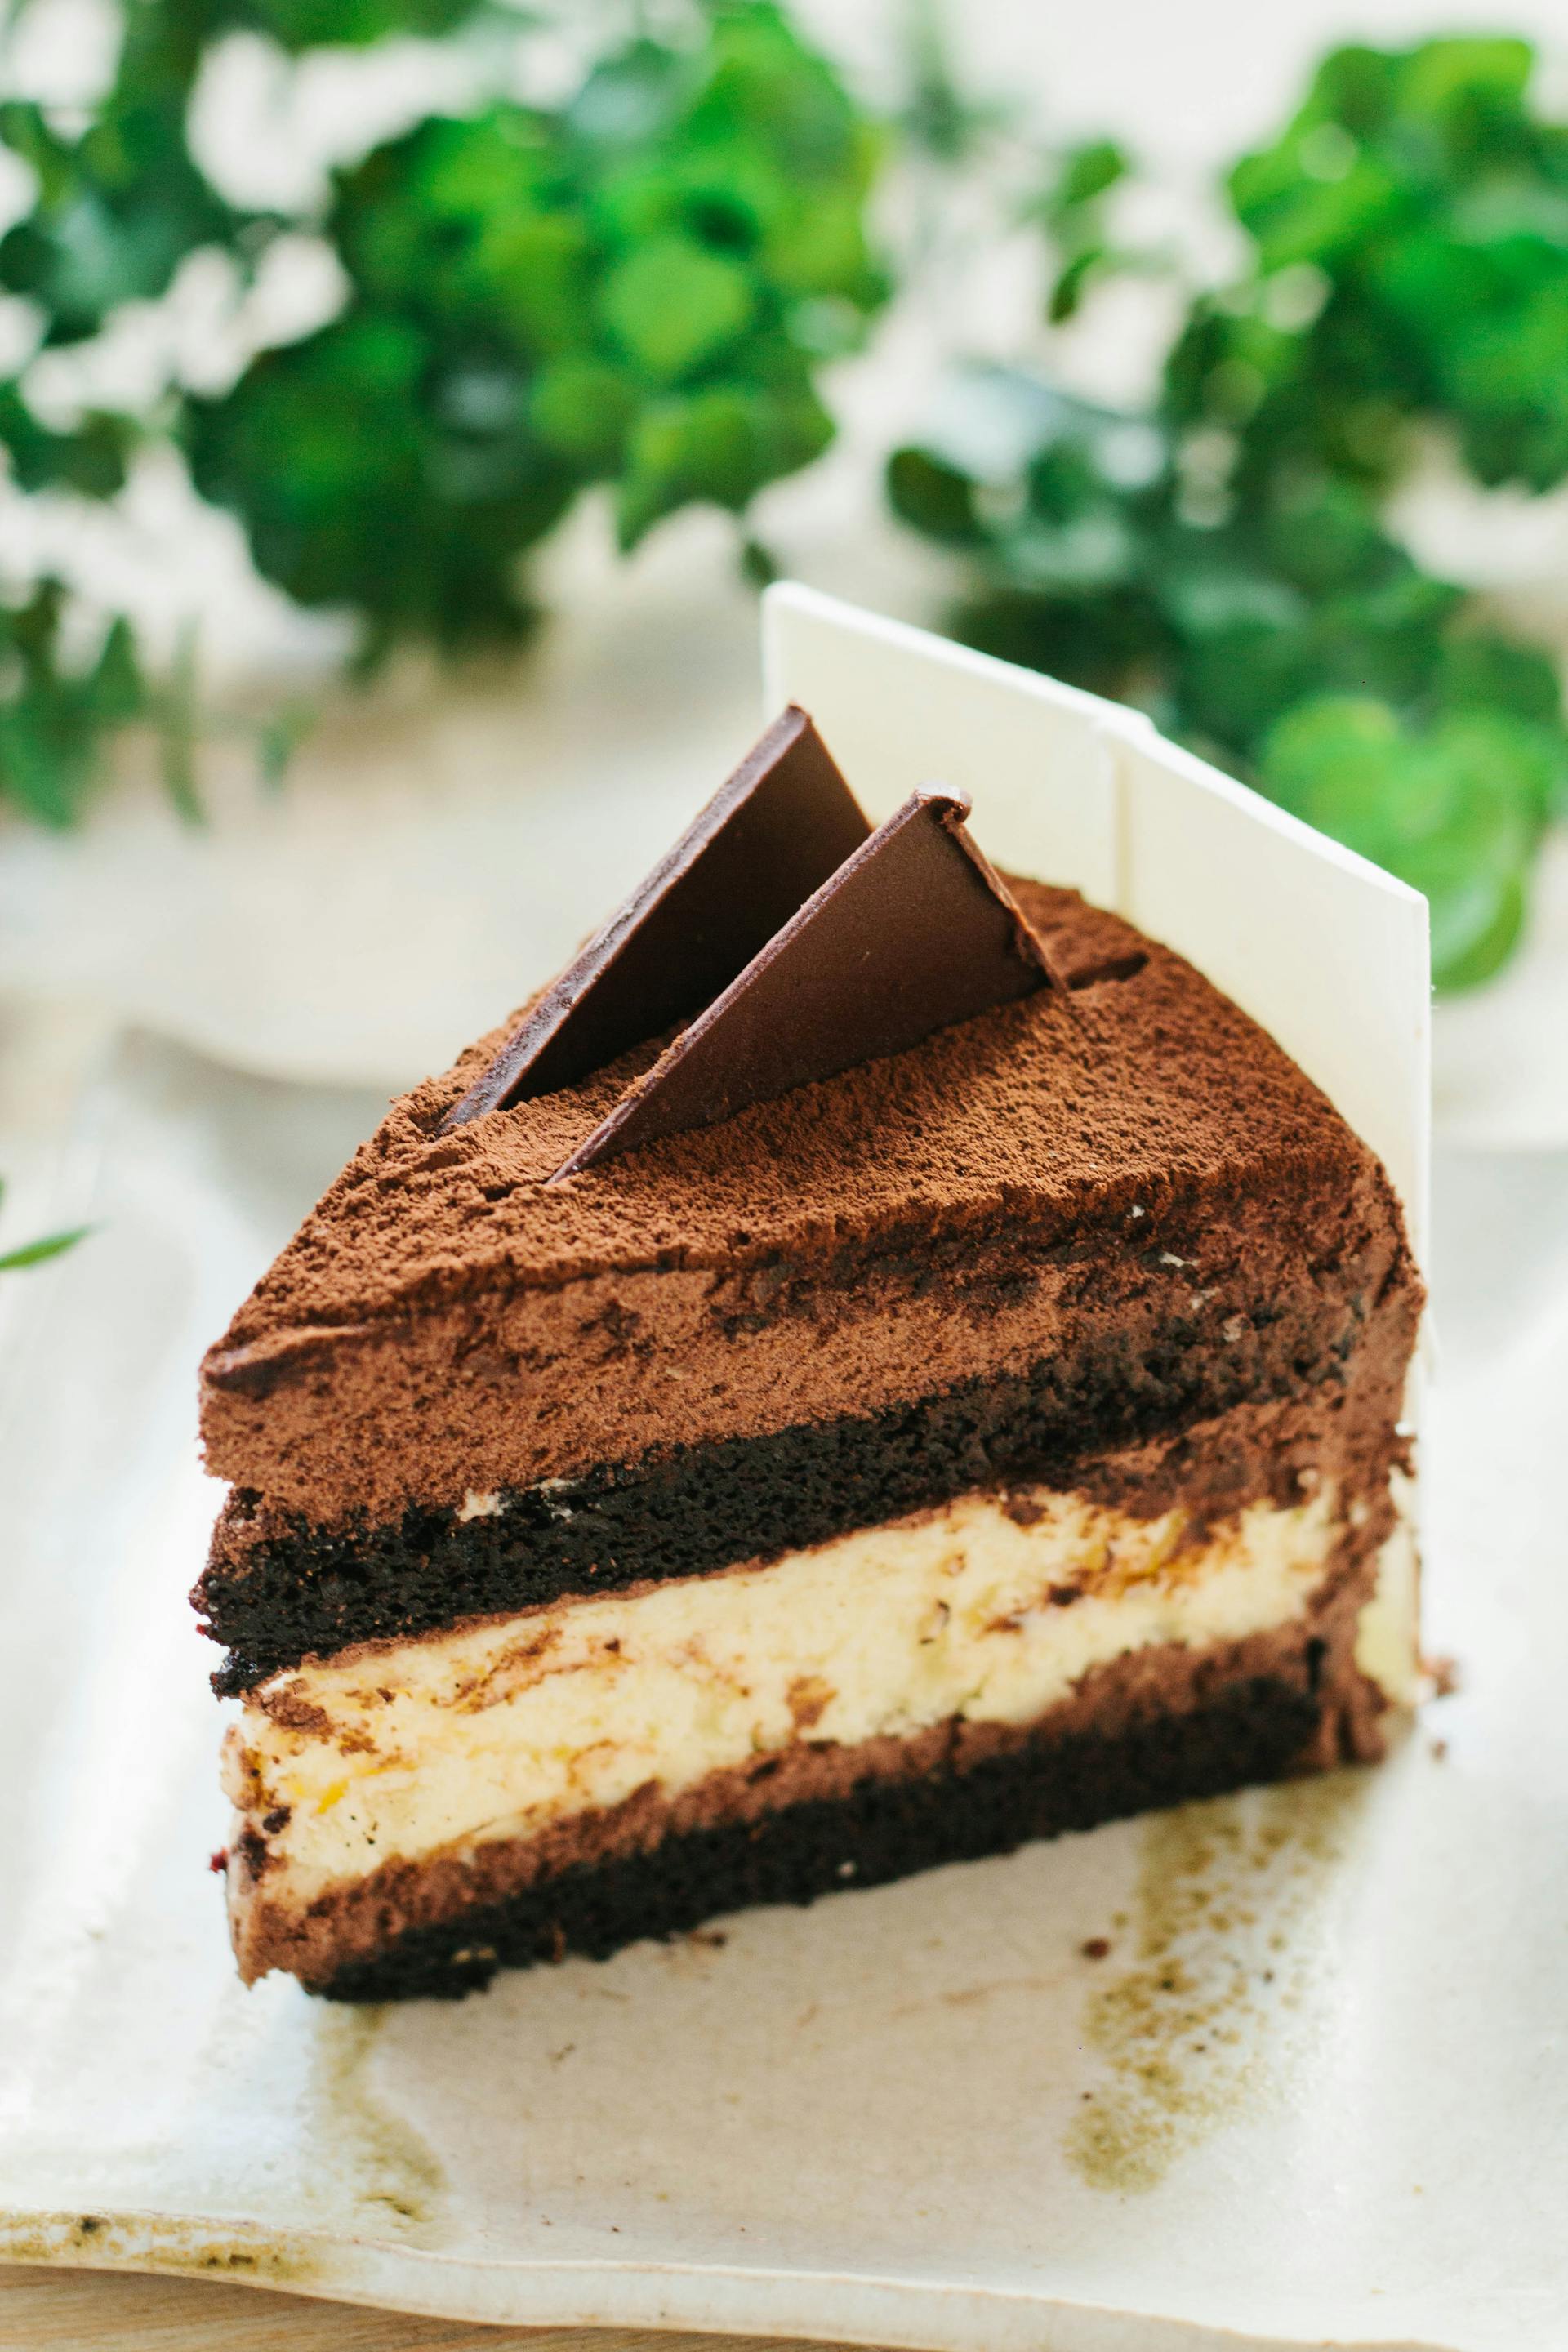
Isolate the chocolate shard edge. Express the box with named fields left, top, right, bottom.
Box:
left=442, top=706, right=871, bottom=1129
left=550, top=787, right=1061, bottom=1183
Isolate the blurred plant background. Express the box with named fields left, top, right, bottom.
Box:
left=1, top=0, right=884, bottom=808
left=891, top=35, right=1568, bottom=987
left=2, top=2, right=1567, bottom=993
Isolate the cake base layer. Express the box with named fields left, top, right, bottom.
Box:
left=315, top=1667, right=1365, bottom=2002
left=233, top=1566, right=1390, bottom=1998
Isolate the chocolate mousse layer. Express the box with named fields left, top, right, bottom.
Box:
left=231, top=1545, right=1387, bottom=1999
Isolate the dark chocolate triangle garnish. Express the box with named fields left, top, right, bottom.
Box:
left=443, top=706, right=870, bottom=1128
left=550, top=788, right=1057, bottom=1182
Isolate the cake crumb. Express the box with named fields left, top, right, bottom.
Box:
left=786, top=1675, right=833, bottom=1731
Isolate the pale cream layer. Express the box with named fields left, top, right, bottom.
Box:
left=223, top=1478, right=1408, bottom=1909
left=1356, top=1470, right=1421, bottom=1705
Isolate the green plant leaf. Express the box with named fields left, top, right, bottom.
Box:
left=599, top=235, right=756, bottom=383
left=528, top=358, right=639, bottom=467
left=1050, top=139, right=1129, bottom=216
left=1436, top=630, right=1566, bottom=732
left=158, top=625, right=203, bottom=826
left=248, top=0, right=479, bottom=48
left=255, top=702, right=316, bottom=791
left=0, top=382, right=135, bottom=499
left=0, top=1224, right=91, bottom=1271
left=616, top=381, right=831, bottom=546
left=0, top=583, right=149, bottom=826
left=886, top=445, right=982, bottom=545
left=1258, top=691, right=1544, bottom=984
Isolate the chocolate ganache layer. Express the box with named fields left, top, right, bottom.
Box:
left=197, top=883, right=1421, bottom=1681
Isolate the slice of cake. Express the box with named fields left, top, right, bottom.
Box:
left=198, top=710, right=1422, bottom=2001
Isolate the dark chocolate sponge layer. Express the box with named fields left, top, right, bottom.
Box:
left=314, top=1671, right=1329, bottom=2000
left=197, top=1294, right=1409, bottom=1695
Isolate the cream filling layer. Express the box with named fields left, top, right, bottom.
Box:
left=224, top=1479, right=1398, bottom=1909
left=1356, top=1469, right=1422, bottom=1706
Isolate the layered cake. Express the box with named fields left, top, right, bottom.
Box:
left=198, top=710, right=1423, bottom=2000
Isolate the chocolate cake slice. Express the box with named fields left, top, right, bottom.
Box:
left=198, top=711, right=1423, bottom=2000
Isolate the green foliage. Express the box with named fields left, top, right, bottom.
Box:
left=1213, top=38, right=1568, bottom=492
left=0, top=582, right=146, bottom=826
left=1, top=0, right=884, bottom=813
left=0, top=383, right=136, bottom=497
left=890, top=38, right=1568, bottom=988
left=0, top=1223, right=91, bottom=1269
left=188, top=8, right=882, bottom=634
left=238, top=0, right=479, bottom=45
left=0, top=1176, right=91, bottom=1271
left=0, top=5, right=235, bottom=344
left=1035, top=138, right=1131, bottom=323
left=894, top=0, right=1012, bottom=175
left=0, top=579, right=284, bottom=826
left=1259, top=692, right=1548, bottom=983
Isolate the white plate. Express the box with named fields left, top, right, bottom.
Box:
left=1, top=1032, right=1566, bottom=2350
